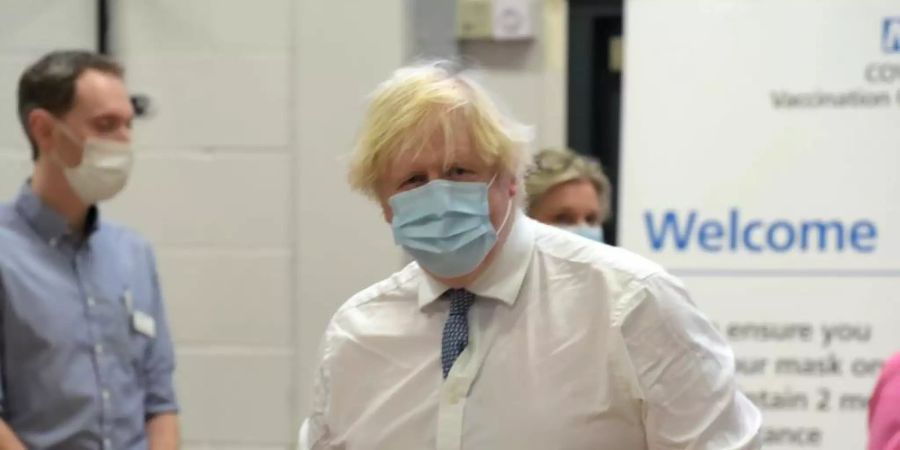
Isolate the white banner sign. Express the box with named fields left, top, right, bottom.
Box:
left=621, top=1, right=900, bottom=448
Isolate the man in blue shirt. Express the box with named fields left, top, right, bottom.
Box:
left=0, top=51, right=179, bottom=449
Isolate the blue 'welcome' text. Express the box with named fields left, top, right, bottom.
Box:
left=644, top=209, right=877, bottom=253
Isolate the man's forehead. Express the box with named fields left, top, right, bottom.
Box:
left=73, top=70, right=131, bottom=110
left=390, top=144, right=481, bottom=171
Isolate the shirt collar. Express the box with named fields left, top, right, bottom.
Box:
left=417, top=209, right=536, bottom=309
left=14, top=181, right=100, bottom=245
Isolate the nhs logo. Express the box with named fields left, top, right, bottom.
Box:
left=884, top=17, right=900, bottom=53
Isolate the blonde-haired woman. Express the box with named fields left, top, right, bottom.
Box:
left=526, top=148, right=611, bottom=242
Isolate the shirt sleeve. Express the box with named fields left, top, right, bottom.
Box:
left=868, top=353, right=900, bottom=450
left=307, top=325, right=336, bottom=450
left=142, top=245, right=179, bottom=418
left=620, top=272, right=762, bottom=450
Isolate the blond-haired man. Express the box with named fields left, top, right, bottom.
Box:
left=302, top=61, right=761, bottom=450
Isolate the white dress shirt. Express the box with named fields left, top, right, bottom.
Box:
left=305, top=212, right=762, bottom=450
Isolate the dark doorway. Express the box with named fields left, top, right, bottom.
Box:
left=568, top=0, right=623, bottom=244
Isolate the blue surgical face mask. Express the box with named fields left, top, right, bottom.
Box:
left=389, top=176, right=511, bottom=278
left=559, top=224, right=604, bottom=243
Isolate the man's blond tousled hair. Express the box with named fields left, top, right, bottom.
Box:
left=348, top=60, right=531, bottom=198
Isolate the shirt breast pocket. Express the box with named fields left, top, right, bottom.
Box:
left=118, top=289, right=156, bottom=376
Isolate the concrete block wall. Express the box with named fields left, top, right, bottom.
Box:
left=0, top=0, right=96, bottom=194
left=110, top=2, right=296, bottom=448
left=459, top=0, right=568, bottom=152
left=0, top=1, right=566, bottom=448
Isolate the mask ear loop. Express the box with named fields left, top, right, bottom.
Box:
left=496, top=198, right=513, bottom=234
left=487, top=172, right=499, bottom=188
left=488, top=173, right=514, bottom=234
left=50, top=120, right=84, bottom=169
left=53, top=120, right=84, bottom=147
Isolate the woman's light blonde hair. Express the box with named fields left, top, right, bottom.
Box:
left=525, top=148, right=612, bottom=221
left=348, top=60, right=531, bottom=198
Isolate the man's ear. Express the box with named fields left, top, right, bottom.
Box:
left=375, top=180, right=396, bottom=223
left=380, top=198, right=394, bottom=224
left=29, top=109, right=56, bottom=157
left=507, top=174, right=518, bottom=198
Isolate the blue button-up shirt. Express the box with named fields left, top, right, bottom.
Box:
left=0, top=184, right=178, bottom=450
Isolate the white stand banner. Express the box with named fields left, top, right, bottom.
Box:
left=621, top=1, right=900, bottom=448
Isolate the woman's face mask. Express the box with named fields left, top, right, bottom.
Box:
left=558, top=224, right=605, bottom=243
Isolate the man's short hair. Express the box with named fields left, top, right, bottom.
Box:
left=17, top=50, right=124, bottom=160
left=349, top=60, right=532, bottom=199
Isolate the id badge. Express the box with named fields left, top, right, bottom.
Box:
left=132, top=310, right=157, bottom=338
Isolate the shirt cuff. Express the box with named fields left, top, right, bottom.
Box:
left=145, top=403, right=179, bottom=420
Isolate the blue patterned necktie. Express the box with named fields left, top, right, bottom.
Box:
left=441, top=288, right=476, bottom=379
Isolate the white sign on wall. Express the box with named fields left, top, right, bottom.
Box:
left=621, top=1, right=900, bottom=448
left=457, top=0, right=534, bottom=40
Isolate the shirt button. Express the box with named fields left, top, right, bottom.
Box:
left=448, top=380, right=467, bottom=404
left=94, top=344, right=104, bottom=355
left=87, top=297, right=96, bottom=307
left=102, top=390, right=111, bottom=401
left=445, top=387, right=461, bottom=405
left=456, top=386, right=466, bottom=399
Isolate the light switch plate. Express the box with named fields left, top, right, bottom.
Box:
left=457, top=0, right=493, bottom=40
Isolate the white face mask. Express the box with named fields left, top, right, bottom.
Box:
left=559, top=224, right=605, bottom=243
left=53, top=124, right=133, bottom=204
